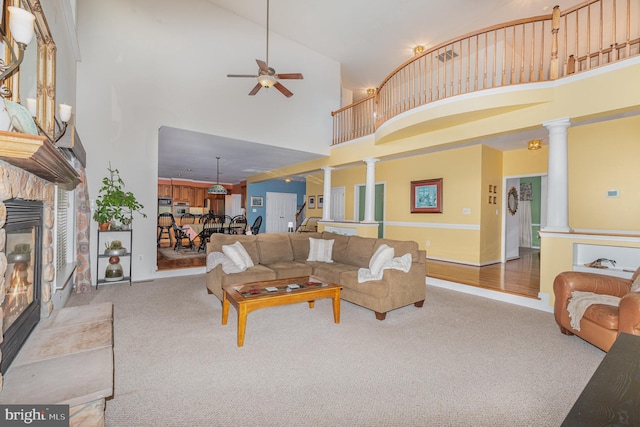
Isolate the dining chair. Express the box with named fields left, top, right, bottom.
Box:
left=250, top=216, right=262, bottom=235
left=230, top=215, right=247, bottom=235
left=180, top=213, right=196, bottom=225
left=172, top=222, right=193, bottom=251
left=157, top=212, right=175, bottom=247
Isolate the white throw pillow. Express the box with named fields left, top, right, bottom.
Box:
left=222, top=241, right=254, bottom=271
left=307, top=238, right=334, bottom=263
left=369, top=244, right=395, bottom=276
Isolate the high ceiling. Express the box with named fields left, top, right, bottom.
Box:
left=158, top=0, right=580, bottom=184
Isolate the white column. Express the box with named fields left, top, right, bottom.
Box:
left=542, top=117, right=572, bottom=232
left=321, top=167, right=333, bottom=221
left=363, top=158, right=379, bottom=223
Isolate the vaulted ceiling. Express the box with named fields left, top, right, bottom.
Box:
left=159, top=0, right=579, bottom=184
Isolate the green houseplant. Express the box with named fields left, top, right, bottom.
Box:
left=93, top=164, right=146, bottom=230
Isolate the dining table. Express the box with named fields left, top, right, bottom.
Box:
left=182, top=223, right=204, bottom=241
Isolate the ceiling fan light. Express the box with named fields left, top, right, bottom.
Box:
left=258, top=74, right=276, bottom=88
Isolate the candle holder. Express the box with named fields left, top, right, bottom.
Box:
left=26, top=98, right=72, bottom=144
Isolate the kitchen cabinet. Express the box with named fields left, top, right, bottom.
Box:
left=172, top=185, right=192, bottom=203
left=158, top=184, right=172, bottom=198
left=192, top=187, right=205, bottom=207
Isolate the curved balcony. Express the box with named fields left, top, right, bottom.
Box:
left=331, top=0, right=640, bottom=145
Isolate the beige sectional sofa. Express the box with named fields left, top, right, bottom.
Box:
left=206, top=231, right=426, bottom=320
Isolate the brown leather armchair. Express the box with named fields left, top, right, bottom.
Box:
left=553, top=269, right=640, bottom=352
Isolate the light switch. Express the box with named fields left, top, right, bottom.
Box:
left=463, top=208, right=471, bottom=215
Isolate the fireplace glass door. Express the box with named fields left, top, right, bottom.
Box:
left=2, top=227, right=36, bottom=333
left=1, top=199, right=42, bottom=374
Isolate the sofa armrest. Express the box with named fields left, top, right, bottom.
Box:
left=553, top=271, right=631, bottom=326
left=619, top=292, right=640, bottom=335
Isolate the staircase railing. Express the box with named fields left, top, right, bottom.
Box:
left=331, top=0, right=639, bottom=145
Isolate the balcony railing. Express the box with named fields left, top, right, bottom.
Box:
left=331, top=0, right=640, bottom=145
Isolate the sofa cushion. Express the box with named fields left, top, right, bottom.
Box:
left=219, top=265, right=276, bottom=287
left=209, top=234, right=260, bottom=265
left=222, top=241, right=254, bottom=271
left=369, top=244, right=395, bottom=275
left=375, top=238, right=420, bottom=261
left=312, top=262, right=358, bottom=285
left=343, top=235, right=377, bottom=268
left=264, top=261, right=313, bottom=279
left=256, top=233, right=294, bottom=264
left=289, top=232, right=321, bottom=261
left=322, top=232, right=350, bottom=263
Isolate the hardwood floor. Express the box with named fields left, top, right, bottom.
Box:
left=157, top=239, right=205, bottom=271
left=426, top=247, right=540, bottom=298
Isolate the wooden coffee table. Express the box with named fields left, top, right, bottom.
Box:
left=222, top=276, right=342, bottom=347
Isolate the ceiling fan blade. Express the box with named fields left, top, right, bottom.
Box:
left=275, top=73, right=303, bottom=80
left=248, top=83, right=262, bottom=96
left=227, top=74, right=258, bottom=78
left=273, top=82, right=293, bottom=98
left=256, top=59, right=269, bottom=72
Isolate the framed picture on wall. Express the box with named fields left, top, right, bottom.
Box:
left=317, top=195, right=324, bottom=208
left=250, top=196, right=263, bottom=207
left=308, top=195, right=315, bottom=209
left=411, top=178, right=443, bottom=213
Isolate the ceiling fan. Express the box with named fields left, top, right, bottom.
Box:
left=227, top=0, right=303, bottom=98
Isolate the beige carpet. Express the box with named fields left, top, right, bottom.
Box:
left=67, top=275, right=604, bottom=426
left=158, top=247, right=205, bottom=260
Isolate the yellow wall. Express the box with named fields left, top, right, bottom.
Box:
left=568, top=115, right=640, bottom=232
left=480, top=146, right=503, bottom=263
left=502, top=146, right=548, bottom=177
left=309, top=145, right=491, bottom=264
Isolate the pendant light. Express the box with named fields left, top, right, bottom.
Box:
left=207, top=157, right=228, bottom=195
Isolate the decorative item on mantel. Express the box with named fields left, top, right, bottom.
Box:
left=93, top=163, right=146, bottom=230
left=26, top=97, right=72, bottom=144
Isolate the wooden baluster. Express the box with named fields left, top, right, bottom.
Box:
left=550, top=5, right=560, bottom=79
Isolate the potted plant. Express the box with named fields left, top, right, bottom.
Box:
left=93, top=164, right=146, bottom=230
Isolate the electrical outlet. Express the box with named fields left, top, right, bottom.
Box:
left=138, top=255, right=143, bottom=262
left=425, top=240, right=430, bottom=247
left=463, top=208, right=471, bottom=215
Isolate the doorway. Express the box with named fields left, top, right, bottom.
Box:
left=503, top=174, right=546, bottom=262
left=265, top=192, right=297, bottom=233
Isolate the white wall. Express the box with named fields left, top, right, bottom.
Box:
left=76, top=0, right=341, bottom=281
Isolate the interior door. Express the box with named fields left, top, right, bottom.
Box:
left=330, top=187, right=345, bottom=221
left=265, top=192, right=297, bottom=233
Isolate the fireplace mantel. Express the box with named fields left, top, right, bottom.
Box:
left=0, top=130, right=80, bottom=190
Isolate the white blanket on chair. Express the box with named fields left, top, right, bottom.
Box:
left=567, top=290, right=620, bottom=331
left=357, top=253, right=412, bottom=283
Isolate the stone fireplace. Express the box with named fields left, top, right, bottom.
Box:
left=0, top=130, right=79, bottom=385
left=0, top=163, right=55, bottom=376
